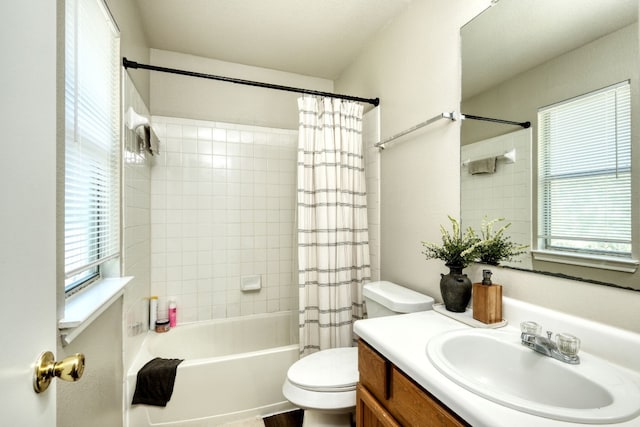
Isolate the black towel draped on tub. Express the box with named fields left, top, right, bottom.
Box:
left=132, top=357, right=184, bottom=407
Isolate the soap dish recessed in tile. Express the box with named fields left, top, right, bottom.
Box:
left=241, top=275, right=262, bottom=292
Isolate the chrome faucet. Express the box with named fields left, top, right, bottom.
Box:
left=520, top=322, right=580, bottom=365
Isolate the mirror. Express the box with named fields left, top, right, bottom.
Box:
left=461, top=0, right=640, bottom=290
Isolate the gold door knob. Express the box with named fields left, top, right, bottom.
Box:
left=33, top=351, right=85, bottom=393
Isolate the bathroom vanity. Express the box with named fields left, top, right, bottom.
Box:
left=354, top=297, right=640, bottom=427
left=357, top=339, right=467, bottom=426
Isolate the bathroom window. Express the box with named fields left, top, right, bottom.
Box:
left=64, top=0, right=120, bottom=293
left=537, top=81, right=631, bottom=259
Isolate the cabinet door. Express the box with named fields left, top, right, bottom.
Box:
left=389, top=366, right=469, bottom=427
left=358, top=340, right=390, bottom=401
left=356, top=384, right=401, bottom=427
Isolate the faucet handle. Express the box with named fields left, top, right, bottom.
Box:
left=546, top=331, right=553, bottom=340
left=520, top=321, right=542, bottom=335
left=556, top=333, right=581, bottom=357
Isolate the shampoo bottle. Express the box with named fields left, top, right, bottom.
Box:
left=168, top=299, right=177, bottom=327
left=149, top=296, right=158, bottom=331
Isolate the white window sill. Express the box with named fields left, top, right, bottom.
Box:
left=531, top=250, right=639, bottom=273
left=59, top=276, right=133, bottom=345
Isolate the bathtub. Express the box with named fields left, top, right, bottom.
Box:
left=126, top=311, right=299, bottom=426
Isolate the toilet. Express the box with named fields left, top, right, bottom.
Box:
left=282, top=281, right=434, bottom=426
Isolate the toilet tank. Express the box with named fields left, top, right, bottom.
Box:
left=363, top=281, right=434, bottom=318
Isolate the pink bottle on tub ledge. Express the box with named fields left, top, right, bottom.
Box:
left=168, top=298, right=177, bottom=327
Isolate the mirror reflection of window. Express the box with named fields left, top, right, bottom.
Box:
left=537, top=81, right=631, bottom=258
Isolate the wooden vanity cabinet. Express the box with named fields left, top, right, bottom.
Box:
left=357, top=340, right=470, bottom=427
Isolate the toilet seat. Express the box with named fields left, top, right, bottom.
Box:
left=287, top=347, right=358, bottom=392
left=282, top=282, right=435, bottom=425
left=282, top=378, right=356, bottom=412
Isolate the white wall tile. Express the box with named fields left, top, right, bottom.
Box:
left=122, top=73, right=152, bottom=372
left=461, top=128, right=532, bottom=268
left=149, top=116, right=297, bottom=321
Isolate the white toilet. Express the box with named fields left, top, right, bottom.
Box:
left=282, top=281, right=434, bottom=426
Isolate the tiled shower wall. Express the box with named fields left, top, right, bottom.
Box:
left=122, top=72, right=152, bottom=371
left=460, top=128, right=532, bottom=268
left=149, top=116, right=298, bottom=323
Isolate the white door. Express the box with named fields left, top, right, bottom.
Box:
left=0, top=1, right=58, bottom=425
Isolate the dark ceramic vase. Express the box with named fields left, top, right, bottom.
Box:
left=440, top=264, right=472, bottom=312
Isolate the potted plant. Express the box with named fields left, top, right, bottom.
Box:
left=477, top=217, right=528, bottom=266
left=421, top=216, right=482, bottom=312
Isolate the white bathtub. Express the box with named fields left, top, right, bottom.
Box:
left=126, top=311, right=299, bottom=426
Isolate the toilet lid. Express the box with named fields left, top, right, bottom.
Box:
left=364, top=281, right=434, bottom=313
left=287, top=347, right=358, bottom=392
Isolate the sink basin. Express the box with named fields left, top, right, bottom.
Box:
left=427, top=329, right=640, bottom=424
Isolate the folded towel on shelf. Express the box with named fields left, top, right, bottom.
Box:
left=468, top=157, right=497, bottom=174
left=132, top=357, right=183, bottom=407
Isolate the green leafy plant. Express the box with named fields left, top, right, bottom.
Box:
left=421, top=216, right=482, bottom=268
left=477, top=217, right=528, bottom=265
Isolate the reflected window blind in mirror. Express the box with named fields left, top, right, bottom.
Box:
left=538, top=81, right=631, bottom=257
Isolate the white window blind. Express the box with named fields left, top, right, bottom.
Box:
left=538, top=81, right=631, bottom=258
left=64, top=0, right=120, bottom=290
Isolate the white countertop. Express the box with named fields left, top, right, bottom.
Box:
left=354, top=309, right=640, bottom=427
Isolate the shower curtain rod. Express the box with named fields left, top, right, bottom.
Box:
left=462, top=113, right=530, bottom=129
left=122, top=58, right=380, bottom=106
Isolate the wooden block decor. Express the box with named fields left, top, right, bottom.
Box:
left=472, top=283, right=503, bottom=324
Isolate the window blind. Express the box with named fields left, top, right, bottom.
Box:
left=538, top=81, right=631, bottom=257
left=64, top=0, right=120, bottom=289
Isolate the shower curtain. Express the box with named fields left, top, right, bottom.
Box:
left=297, top=96, right=371, bottom=356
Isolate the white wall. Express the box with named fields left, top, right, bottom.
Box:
left=336, top=0, right=490, bottom=302
left=336, top=0, right=640, bottom=333
left=57, top=302, right=123, bottom=427
left=106, top=0, right=151, bottom=104
left=148, top=49, right=334, bottom=129
left=363, top=107, right=382, bottom=281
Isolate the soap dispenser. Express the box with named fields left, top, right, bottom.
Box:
left=472, top=269, right=503, bottom=324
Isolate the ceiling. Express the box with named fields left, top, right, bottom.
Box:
left=133, top=0, right=412, bottom=80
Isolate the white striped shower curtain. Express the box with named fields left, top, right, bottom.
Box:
left=297, top=97, right=371, bottom=356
